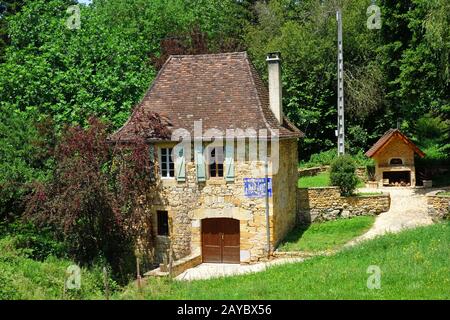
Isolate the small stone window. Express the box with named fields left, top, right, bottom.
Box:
left=208, top=147, right=224, bottom=178
left=159, top=148, right=175, bottom=178
left=390, top=158, right=403, bottom=165
left=157, top=211, right=169, bottom=236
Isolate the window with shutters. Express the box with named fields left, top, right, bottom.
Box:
left=208, top=147, right=224, bottom=178
left=159, top=148, right=175, bottom=178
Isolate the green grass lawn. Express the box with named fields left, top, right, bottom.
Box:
left=277, top=216, right=375, bottom=252
left=356, top=192, right=383, bottom=197
left=298, top=172, right=330, bottom=188
left=298, top=172, right=365, bottom=188
left=119, top=222, right=450, bottom=300
left=1, top=222, right=449, bottom=299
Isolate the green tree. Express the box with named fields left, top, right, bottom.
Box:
left=0, top=0, right=25, bottom=62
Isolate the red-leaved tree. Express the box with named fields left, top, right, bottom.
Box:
left=25, top=114, right=169, bottom=279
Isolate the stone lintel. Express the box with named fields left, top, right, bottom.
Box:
left=192, top=207, right=252, bottom=221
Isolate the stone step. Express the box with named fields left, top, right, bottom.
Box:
left=144, top=251, right=202, bottom=278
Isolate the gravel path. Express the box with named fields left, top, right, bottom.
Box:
left=176, top=258, right=303, bottom=281
left=348, top=187, right=433, bottom=245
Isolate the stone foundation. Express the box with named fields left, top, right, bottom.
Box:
left=297, top=187, right=390, bottom=223
left=427, top=191, right=450, bottom=221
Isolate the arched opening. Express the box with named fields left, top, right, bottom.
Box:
left=201, top=218, right=240, bottom=264
left=390, top=158, right=403, bottom=165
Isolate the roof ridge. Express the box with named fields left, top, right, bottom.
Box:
left=169, top=52, right=247, bottom=59
left=365, top=128, right=425, bottom=158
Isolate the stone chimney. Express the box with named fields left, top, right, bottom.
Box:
left=266, top=52, right=283, bottom=123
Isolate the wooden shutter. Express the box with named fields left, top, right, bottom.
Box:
left=195, top=143, right=206, bottom=182
left=225, top=142, right=234, bottom=182
left=175, top=146, right=186, bottom=182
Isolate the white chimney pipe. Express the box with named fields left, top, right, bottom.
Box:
left=266, top=52, right=283, bottom=123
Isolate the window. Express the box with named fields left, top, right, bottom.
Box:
left=160, top=148, right=174, bottom=178
left=208, top=147, right=224, bottom=178
left=390, top=158, right=403, bottom=165
left=157, top=211, right=169, bottom=236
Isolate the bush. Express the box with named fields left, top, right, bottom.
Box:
left=300, top=149, right=339, bottom=168
left=300, top=149, right=374, bottom=168
left=330, top=155, right=359, bottom=196
left=0, top=221, right=66, bottom=261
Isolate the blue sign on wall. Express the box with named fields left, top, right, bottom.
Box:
left=243, top=178, right=272, bottom=198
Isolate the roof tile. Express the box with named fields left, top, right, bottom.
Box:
left=110, top=52, right=303, bottom=142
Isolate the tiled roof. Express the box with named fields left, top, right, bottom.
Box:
left=110, top=52, right=303, bottom=142
left=365, top=129, right=425, bottom=158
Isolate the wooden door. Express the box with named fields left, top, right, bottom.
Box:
left=201, top=218, right=240, bottom=264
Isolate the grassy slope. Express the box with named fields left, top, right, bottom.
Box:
left=120, top=222, right=450, bottom=300
left=278, top=216, right=375, bottom=252
left=0, top=236, right=111, bottom=299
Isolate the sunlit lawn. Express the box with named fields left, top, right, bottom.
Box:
left=277, top=216, right=375, bottom=252
left=298, top=172, right=365, bottom=188
left=119, top=222, right=450, bottom=300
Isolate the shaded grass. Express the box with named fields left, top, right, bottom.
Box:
left=277, top=216, right=375, bottom=252
left=119, top=222, right=450, bottom=300
left=0, top=236, right=116, bottom=300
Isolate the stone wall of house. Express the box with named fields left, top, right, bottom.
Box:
left=374, top=137, right=415, bottom=167
left=427, top=192, right=450, bottom=221
left=272, top=139, right=298, bottom=247
left=297, top=187, right=390, bottom=223
left=146, top=139, right=298, bottom=265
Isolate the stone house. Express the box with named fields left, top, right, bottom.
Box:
left=365, top=129, right=425, bottom=187
left=110, top=52, right=303, bottom=264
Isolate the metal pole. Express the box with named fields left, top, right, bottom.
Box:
left=265, top=157, right=271, bottom=258
left=136, top=256, right=142, bottom=293
left=337, top=9, right=345, bottom=155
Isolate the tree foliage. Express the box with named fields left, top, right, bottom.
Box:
left=330, top=154, right=359, bottom=196
left=24, top=115, right=168, bottom=275
left=245, top=0, right=449, bottom=158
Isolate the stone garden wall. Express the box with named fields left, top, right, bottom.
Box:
left=298, top=166, right=329, bottom=177
left=427, top=191, right=450, bottom=221
left=356, top=167, right=368, bottom=182
left=297, top=187, right=390, bottom=223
